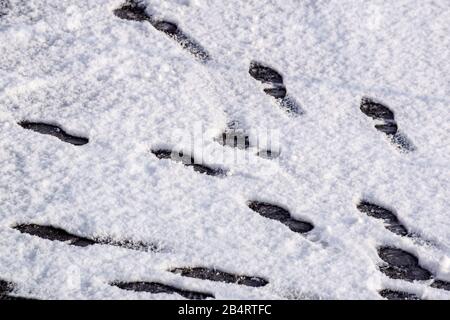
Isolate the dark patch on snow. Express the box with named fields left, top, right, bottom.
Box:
left=360, top=97, right=415, bottom=152
left=247, top=201, right=314, bottom=234
left=377, top=246, right=432, bottom=281
left=216, top=129, right=250, bottom=150
left=249, top=61, right=302, bottom=115
left=379, top=289, right=420, bottom=300
left=0, top=0, right=9, bottom=17
left=113, top=2, right=150, bottom=22
left=114, top=1, right=210, bottom=62
left=18, top=121, right=89, bottom=146
left=360, top=97, right=395, bottom=121
left=0, top=279, right=33, bottom=300
left=263, top=87, right=287, bottom=99
left=249, top=61, right=283, bottom=84
left=111, top=281, right=214, bottom=300
left=356, top=201, right=408, bottom=236
left=170, top=267, right=268, bottom=287
left=151, top=149, right=226, bottom=177
left=14, top=224, right=159, bottom=252
left=0, top=279, right=13, bottom=295
left=431, top=280, right=450, bottom=291
left=374, top=122, right=398, bottom=135
left=360, top=97, right=397, bottom=135
left=14, top=224, right=97, bottom=247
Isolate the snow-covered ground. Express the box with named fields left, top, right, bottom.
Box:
left=0, top=0, right=449, bottom=299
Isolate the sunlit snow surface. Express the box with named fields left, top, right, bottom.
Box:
left=0, top=0, right=449, bottom=299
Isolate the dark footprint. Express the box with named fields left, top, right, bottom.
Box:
left=379, top=289, right=421, bottom=300
left=14, top=224, right=96, bottom=247
left=431, top=280, right=450, bottom=291
left=170, top=267, right=268, bottom=287
left=357, top=201, right=408, bottom=236
left=249, top=61, right=283, bottom=84
left=247, top=201, right=314, bottom=234
left=0, top=279, right=15, bottom=300
left=113, top=2, right=150, bottom=21
left=18, top=121, right=88, bottom=146
left=114, top=1, right=210, bottom=62
left=0, top=279, right=34, bottom=300
left=111, top=281, right=214, bottom=300
left=360, top=97, right=395, bottom=121
left=151, top=149, right=226, bottom=177
left=0, top=279, right=13, bottom=295
left=249, top=61, right=302, bottom=115
left=0, top=0, right=8, bottom=17
left=377, top=247, right=432, bottom=281
left=360, top=97, right=413, bottom=151
left=215, top=128, right=250, bottom=150
left=14, top=224, right=159, bottom=252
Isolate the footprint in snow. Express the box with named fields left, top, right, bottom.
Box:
left=378, top=289, right=420, bottom=300
left=13, top=224, right=160, bottom=252
left=170, top=267, right=268, bottom=287
left=151, top=148, right=227, bottom=177
left=377, top=246, right=450, bottom=291
left=247, top=201, right=314, bottom=234
left=111, top=281, right=214, bottom=300
left=18, top=121, right=88, bottom=146
left=377, top=246, right=432, bottom=281
left=0, top=0, right=8, bottom=17
left=360, top=97, right=415, bottom=152
left=357, top=201, right=409, bottom=237
left=249, top=61, right=303, bottom=116
left=114, top=1, right=210, bottom=62
left=0, top=279, right=35, bottom=300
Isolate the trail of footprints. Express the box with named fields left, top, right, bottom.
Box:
left=7, top=0, right=444, bottom=301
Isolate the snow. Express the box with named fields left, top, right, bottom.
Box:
left=0, top=0, right=449, bottom=299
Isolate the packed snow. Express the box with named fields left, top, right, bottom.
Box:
left=0, top=0, right=449, bottom=299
